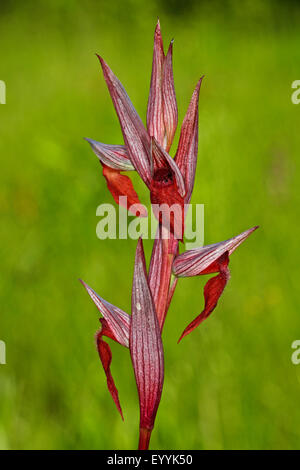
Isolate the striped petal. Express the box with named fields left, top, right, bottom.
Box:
left=147, top=20, right=178, bottom=152
left=162, top=40, right=178, bottom=152
left=147, top=19, right=165, bottom=147
left=173, top=226, right=258, bottom=277
left=175, top=77, right=204, bottom=203
left=85, top=138, right=134, bottom=171
left=130, top=238, right=164, bottom=448
left=97, top=55, right=152, bottom=185
left=80, top=280, right=130, bottom=346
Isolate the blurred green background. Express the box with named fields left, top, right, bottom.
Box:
left=1, top=0, right=300, bottom=450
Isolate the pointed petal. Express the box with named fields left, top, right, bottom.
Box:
left=97, top=55, right=151, bottom=185
left=96, top=320, right=124, bottom=419
left=175, top=77, right=204, bottom=203
left=85, top=138, right=134, bottom=171
left=80, top=279, right=130, bottom=347
left=130, top=238, right=164, bottom=432
left=173, top=226, right=258, bottom=277
left=101, top=164, right=148, bottom=217
left=151, top=137, right=185, bottom=197
left=162, top=41, right=178, bottom=152
left=178, top=252, right=230, bottom=342
left=147, top=19, right=165, bottom=147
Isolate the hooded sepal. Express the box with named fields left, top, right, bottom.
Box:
left=147, top=19, right=165, bottom=148
left=97, top=55, right=152, bottom=185
left=173, top=226, right=258, bottom=277
left=162, top=40, right=178, bottom=152
left=85, top=138, right=134, bottom=171
left=147, top=20, right=178, bottom=152
left=175, top=77, right=204, bottom=203
left=130, top=238, right=164, bottom=448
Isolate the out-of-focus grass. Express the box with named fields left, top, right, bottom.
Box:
left=0, top=0, right=300, bottom=449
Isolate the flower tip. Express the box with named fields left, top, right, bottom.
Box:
left=84, top=137, right=98, bottom=150
left=79, top=278, right=88, bottom=289
left=166, top=39, right=174, bottom=55
left=177, top=332, right=185, bottom=344
left=136, top=236, right=144, bottom=254
left=154, top=18, right=163, bottom=48
left=197, top=75, right=205, bottom=88
left=245, top=225, right=259, bottom=237
left=96, top=54, right=106, bottom=69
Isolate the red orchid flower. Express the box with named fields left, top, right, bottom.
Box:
left=172, top=226, right=259, bottom=342
left=80, top=20, right=258, bottom=450
left=85, top=19, right=204, bottom=239
left=80, top=238, right=163, bottom=449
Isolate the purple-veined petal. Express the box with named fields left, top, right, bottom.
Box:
left=130, top=238, right=164, bottom=445
left=80, top=280, right=130, bottom=346
left=147, top=19, right=165, bottom=147
left=173, top=226, right=258, bottom=277
left=162, top=40, right=178, bottom=152
left=175, top=77, right=204, bottom=203
left=85, top=138, right=134, bottom=171
left=97, top=55, right=152, bottom=185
